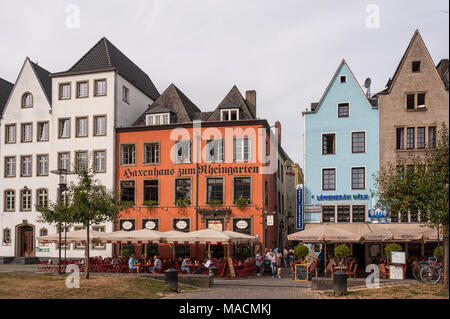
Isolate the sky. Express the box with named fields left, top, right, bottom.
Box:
left=0, top=0, right=448, bottom=167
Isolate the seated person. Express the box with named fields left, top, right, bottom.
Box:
left=137, top=255, right=145, bottom=265
left=149, top=255, right=162, bottom=273
left=111, top=255, right=121, bottom=264
left=181, top=257, right=192, bottom=273
left=194, top=258, right=212, bottom=274
left=128, top=254, right=139, bottom=273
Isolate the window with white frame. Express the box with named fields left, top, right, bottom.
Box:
left=75, top=151, right=88, bottom=171
left=351, top=167, right=365, bottom=190
left=144, top=143, right=159, bottom=164
left=92, top=225, right=106, bottom=249
left=59, top=83, right=71, bottom=99
left=5, top=124, right=16, bottom=144
left=146, top=113, right=170, bottom=126
left=20, top=189, right=32, bottom=211
left=352, top=205, right=365, bottom=222
left=322, top=168, right=336, bottom=190
left=3, top=228, right=11, bottom=244
left=59, top=119, right=70, bottom=138
left=58, top=153, right=70, bottom=170
left=94, top=116, right=106, bottom=136
left=37, top=155, right=49, bottom=176
left=21, top=123, right=32, bottom=142
left=37, top=122, right=49, bottom=141
left=174, top=140, right=191, bottom=163
left=76, top=81, right=88, bottom=98
left=233, top=137, right=251, bottom=162
left=205, top=139, right=223, bottom=163
left=5, top=157, right=16, bottom=177
left=120, top=144, right=136, bottom=165
left=76, top=117, right=88, bottom=137
left=4, top=190, right=15, bottom=211
left=338, top=103, right=349, bottom=118
left=123, top=86, right=129, bottom=103
left=37, top=189, right=48, bottom=208
left=221, top=108, right=239, bottom=121
left=21, top=156, right=32, bottom=177
left=22, top=93, right=33, bottom=108
left=352, top=132, right=365, bottom=153
left=94, top=150, right=106, bottom=172
left=74, top=225, right=86, bottom=249
left=94, top=79, right=106, bottom=96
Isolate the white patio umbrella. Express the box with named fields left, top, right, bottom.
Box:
left=222, top=230, right=258, bottom=243
left=36, top=230, right=104, bottom=243
left=98, top=229, right=163, bottom=243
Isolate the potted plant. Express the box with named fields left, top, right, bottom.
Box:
left=233, top=197, right=249, bottom=208
left=176, top=199, right=190, bottom=207
left=384, top=243, right=403, bottom=263
left=294, top=244, right=309, bottom=263
left=143, top=200, right=158, bottom=207
left=208, top=199, right=222, bottom=207
left=119, top=200, right=134, bottom=208
left=334, top=244, right=351, bottom=268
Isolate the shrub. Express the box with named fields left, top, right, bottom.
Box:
left=334, top=244, right=351, bottom=260
left=384, top=243, right=403, bottom=261
left=143, top=200, right=158, bottom=207
left=122, top=249, right=132, bottom=259
left=234, top=197, right=250, bottom=208
left=176, top=199, right=190, bottom=207
left=433, top=246, right=444, bottom=261
left=294, top=244, right=309, bottom=261
left=208, top=200, right=222, bottom=207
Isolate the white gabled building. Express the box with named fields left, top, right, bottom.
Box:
left=0, top=57, right=53, bottom=259
left=0, top=38, right=159, bottom=260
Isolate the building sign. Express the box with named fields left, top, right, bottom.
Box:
left=123, top=164, right=260, bottom=178
left=316, top=194, right=369, bottom=201
left=143, top=219, right=159, bottom=231
left=266, top=215, right=274, bottom=226
left=233, top=218, right=251, bottom=235
left=120, top=219, right=135, bottom=231
left=173, top=218, right=190, bottom=233
left=296, top=185, right=304, bottom=230
left=208, top=220, right=223, bottom=231
left=368, top=207, right=390, bottom=223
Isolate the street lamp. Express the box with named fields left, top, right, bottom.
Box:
left=50, top=168, right=72, bottom=275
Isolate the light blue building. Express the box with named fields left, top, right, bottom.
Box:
left=302, top=60, right=379, bottom=226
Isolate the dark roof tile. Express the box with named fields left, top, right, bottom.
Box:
left=52, top=38, right=160, bottom=100
left=0, top=77, right=14, bottom=115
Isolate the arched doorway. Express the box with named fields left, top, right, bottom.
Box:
left=16, top=225, right=35, bottom=257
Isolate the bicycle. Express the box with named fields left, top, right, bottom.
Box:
left=420, top=259, right=443, bottom=283
left=412, top=261, right=430, bottom=281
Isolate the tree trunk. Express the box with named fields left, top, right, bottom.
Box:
left=444, top=228, right=449, bottom=290
left=85, top=221, right=90, bottom=279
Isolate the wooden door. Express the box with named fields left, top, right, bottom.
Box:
left=21, top=230, right=34, bottom=257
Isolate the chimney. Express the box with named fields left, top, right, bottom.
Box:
left=245, top=90, right=256, bottom=118
left=275, top=121, right=281, bottom=146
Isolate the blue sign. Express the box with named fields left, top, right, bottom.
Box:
left=296, top=185, right=304, bottom=230
left=316, top=194, right=369, bottom=201
left=368, top=208, right=389, bottom=218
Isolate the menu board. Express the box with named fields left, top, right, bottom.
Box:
left=391, top=251, right=406, bottom=265
left=221, top=257, right=236, bottom=279
left=389, top=265, right=404, bottom=280
left=294, top=264, right=308, bottom=282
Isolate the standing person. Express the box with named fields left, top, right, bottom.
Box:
left=270, top=252, right=277, bottom=278
left=276, top=249, right=283, bottom=278
left=318, top=249, right=325, bottom=275
left=283, top=247, right=289, bottom=268
left=255, top=251, right=263, bottom=276
left=288, top=247, right=295, bottom=267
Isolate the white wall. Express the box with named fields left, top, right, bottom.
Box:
left=0, top=59, right=54, bottom=258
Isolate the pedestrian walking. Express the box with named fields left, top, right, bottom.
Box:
left=270, top=252, right=277, bottom=278
left=283, top=247, right=288, bottom=268
left=255, top=251, right=262, bottom=276
left=276, top=249, right=283, bottom=278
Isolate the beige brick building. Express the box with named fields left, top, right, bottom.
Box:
left=378, top=30, right=449, bottom=182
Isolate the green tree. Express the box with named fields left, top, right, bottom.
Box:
left=375, top=123, right=449, bottom=289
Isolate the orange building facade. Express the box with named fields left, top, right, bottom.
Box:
left=115, top=120, right=279, bottom=260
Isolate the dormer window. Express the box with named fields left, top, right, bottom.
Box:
left=146, top=113, right=170, bottom=126
left=221, top=109, right=239, bottom=121
left=22, top=93, right=33, bottom=108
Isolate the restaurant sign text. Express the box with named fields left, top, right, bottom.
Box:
left=316, top=194, right=369, bottom=201
left=123, top=164, right=260, bottom=178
